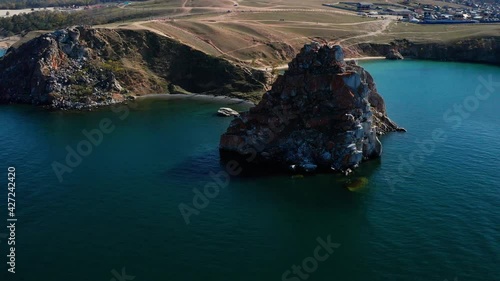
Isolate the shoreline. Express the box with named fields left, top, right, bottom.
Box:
left=260, top=56, right=386, bottom=71
left=0, top=35, right=20, bottom=49
left=133, top=57, right=386, bottom=106
left=346, top=56, right=386, bottom=61
left=135, top=93, right=256, bottom=106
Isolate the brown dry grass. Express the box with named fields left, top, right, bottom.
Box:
left=92, top=0, right=500, bottom=68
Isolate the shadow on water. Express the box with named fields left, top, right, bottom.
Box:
left=162, top=146, right=383, bottom=199
left=162, top=148, right=222, bottom=181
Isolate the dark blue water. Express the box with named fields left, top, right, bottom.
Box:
left=0, top=61, right=499, bottom=281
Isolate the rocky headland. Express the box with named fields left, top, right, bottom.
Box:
left=357, top=37, right=500, bottom=65
left=1, top=25, right=498, bottom=111
left=0, top=26, right=269, bottom=109
left=219, top=43, right=404, bottom=174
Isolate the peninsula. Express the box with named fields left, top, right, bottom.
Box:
left=0, top=0, right=499, bottom=110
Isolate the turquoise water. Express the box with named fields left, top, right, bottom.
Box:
left=0, top=49, right=5, bottom=57
left=0, top=61, right=499, bottom=281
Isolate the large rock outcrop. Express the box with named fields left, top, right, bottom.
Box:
left=219, top=43, right=404, bottom=173
left=0, top=26, right=269, bottom=109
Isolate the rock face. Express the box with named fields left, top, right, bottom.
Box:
left=0, top=26, right=269, bottom=109
left=386, top=48, right=404, bottom=60
left=219, top=43, right=403, bottom=173
left=357, top=37, right=500, bottom=65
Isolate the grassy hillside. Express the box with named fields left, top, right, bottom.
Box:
left=2, top=0, right=500, bottom=68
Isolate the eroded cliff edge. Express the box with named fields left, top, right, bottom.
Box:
left=219, top=43, right=404, bottom=174
left=356, top=37, right=500, bottom=65
left=0, top=26, right=269, bottom=109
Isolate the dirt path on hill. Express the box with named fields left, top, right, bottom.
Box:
left=100, top=5, right=394, bottom=70
left=337, top=19, right=391, bottom=44
left=141, top=21, right=245, bottom=61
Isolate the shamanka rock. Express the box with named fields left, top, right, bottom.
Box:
left=219, top=42, right=404, bottom=173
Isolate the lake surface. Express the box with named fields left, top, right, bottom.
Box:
left=0, top=61, right=499, bottom=281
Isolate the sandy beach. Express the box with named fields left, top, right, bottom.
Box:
left=135, top=93, right=256, bottom=106
left=0, top=35, right=20, bottom=49
left=258, top=56, right=386, bottom=71
left=346, top=56, right=386, bottom=61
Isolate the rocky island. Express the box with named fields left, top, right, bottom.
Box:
left=219, top=43, right=405, bottom=173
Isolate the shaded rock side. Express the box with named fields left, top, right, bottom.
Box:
left=386, top=48, right=404, bottom=60
left=219, top=43, right=403, bottom=172
left=0, top=26, right=269, bottom=109
left=357, top=37, right=500, bottom=65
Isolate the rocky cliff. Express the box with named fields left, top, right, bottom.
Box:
left=357, top=37, right=500, bottom=65
left=219, top=43, right=404, bottom=173
left=0, top=26, right=269, bottom=109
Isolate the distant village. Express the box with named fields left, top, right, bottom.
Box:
left=324, top=0, right=500, bottom=23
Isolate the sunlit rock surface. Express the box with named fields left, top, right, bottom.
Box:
left=219, top=43, right=404, bottom=173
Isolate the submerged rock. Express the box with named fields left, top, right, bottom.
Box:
left=219, top=43, right=404, bottom=173
left=345, top=177, right=369, bottom=192
left=217, top=107, right=239, bottom=117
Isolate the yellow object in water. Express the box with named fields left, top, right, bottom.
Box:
left=346, top=177, right=368, bottom=192
left=291, top=174, right=304, bottom=179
